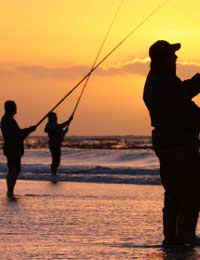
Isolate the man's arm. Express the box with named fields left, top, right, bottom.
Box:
left=182, top=73, right=200, bottom=99
left=63, top=126, right=69, bottom=136
left=1, top=117, right=21, bottom=140
left=44, top=123, right=49, bottom=133
left=58, top=115, right=73, bottom=128
left=21, top=125, right=37, bottom=139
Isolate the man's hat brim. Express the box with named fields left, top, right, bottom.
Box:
left=171, top=43, right=181, bottom=52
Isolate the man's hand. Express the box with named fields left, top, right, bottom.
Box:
left=192, top=73, right=200, bottom=84
left=29, top=125, right=37, bottom=132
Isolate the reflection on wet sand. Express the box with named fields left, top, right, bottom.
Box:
left=0, top=180, right=200, bottom=259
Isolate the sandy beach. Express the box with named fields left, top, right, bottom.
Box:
left=1, top=180, right=200, bottom=260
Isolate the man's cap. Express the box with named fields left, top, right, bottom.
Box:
left=149, top=40, right=181, bottom=60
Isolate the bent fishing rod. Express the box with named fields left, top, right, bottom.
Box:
left=36, top=0, right=169, bottom=128
left=70, top=0, right=125, bottom=118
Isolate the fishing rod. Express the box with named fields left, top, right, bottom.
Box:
left=35, top=0, right=169, bottom=127
left=70, top=0, right=125, bottom=118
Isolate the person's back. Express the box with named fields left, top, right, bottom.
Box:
left=45, top=121, right=64, bottom=148
left=144, top=69, right=200, bottom=148
left=44, top=112, right=64, bottom=149
left=143, top=40, right=200, bottom=247
left=1, top=112, right=24, bottom=157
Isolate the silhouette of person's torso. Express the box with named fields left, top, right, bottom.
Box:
left=1, top=114, right=24, bottom=156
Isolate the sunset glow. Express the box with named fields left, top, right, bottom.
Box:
left=1, top=0, right=200, bottom=135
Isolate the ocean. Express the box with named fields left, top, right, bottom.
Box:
left=0, top=135, right=160, bottom=184
left=1, top=181, right=200, bottom=260
left=1, top=138, right=200, bottom=260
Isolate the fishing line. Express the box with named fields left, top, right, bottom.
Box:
left=70, top=0, right=125, bottom=118
left=36, top=0, right=169, bottom=127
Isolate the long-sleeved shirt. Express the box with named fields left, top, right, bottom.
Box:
left=44, top=120, right=70, bottom=149
left=143, top=70, right=200, bottom=148
left=1, top=114, right=34, bottom=156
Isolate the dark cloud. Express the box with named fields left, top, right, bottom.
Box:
left=0, top=60, right=200, bottom=80
left=17, top=65, right=89, bottom=79
left=177, top=62, right=200, bottom=78
left=0, top=68, right=16, bottom=78
left=99, top=60, right=149, bottom=76
left=16, top=60, right=149, bottom=79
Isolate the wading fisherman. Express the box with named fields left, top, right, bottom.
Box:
left=44, top=112, right=73, bottom=182
left=143, top=40, right=200, bottom=247
left=1, top=100, right=37, bottom=199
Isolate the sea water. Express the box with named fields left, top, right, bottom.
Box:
left=1, top=181, right=200, bottom=260
left=0, top=136, right=200, bottom=259
left=0, top=136, right=160, bottom=184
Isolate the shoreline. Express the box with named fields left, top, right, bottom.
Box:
left=0, top=172, right=161, bottom=185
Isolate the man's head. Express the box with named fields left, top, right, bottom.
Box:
left=149, top=40, right=181, bottom=73
left=4, top=100, right=17, bottom=115
left=149, top=40, right=181, bottom=61
left=48, top=112, right=57, bottom=123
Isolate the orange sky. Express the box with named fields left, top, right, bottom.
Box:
left=1, top=0, right=200, bottom=135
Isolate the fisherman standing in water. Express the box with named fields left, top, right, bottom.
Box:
left=143, top=40, right=200, bottom=247
left=44, top=112, right=73, bottom=182
left=1, top=100, right=37, bottom=199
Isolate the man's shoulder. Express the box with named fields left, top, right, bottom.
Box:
left=1, top=114, right=8, bottom=126
left=1, top=114, right=15, bottom=124
left=1, top=114, right=19, bottom=131
left=1, top=114, right=6, bottom=121
left=145, top=72, right=180, bottom=88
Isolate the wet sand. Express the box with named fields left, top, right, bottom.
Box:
left=0, top=180, right=200, bottom=259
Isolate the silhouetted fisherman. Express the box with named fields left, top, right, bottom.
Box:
left=1, top=100, right=37, bottom=199
left=143, top=40, right=200, bottom=247
left=44, top=112, right=73, bottom=181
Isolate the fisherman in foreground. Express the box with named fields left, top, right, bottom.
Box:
left=143, top=40, right=200, bottom=247
left=1, top=100, right=37, bottom=199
